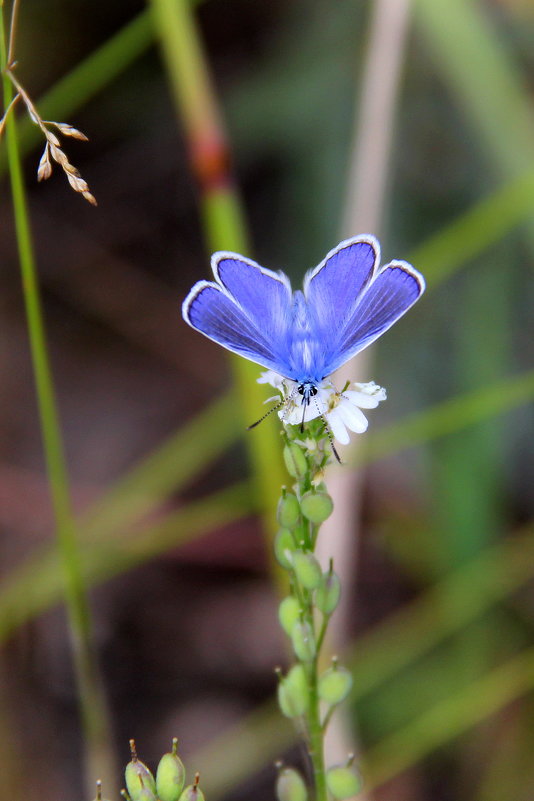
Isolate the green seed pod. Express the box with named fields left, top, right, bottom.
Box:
left=318, top=665, right=353, bottom=706
left=292, top=551, right=322, bottom=590
left=125, top=742, right=157, bottom=801
left=315, top=571, right=341, bottom=615
left=278, top=596, right=301, bottom=636
left=277, top=492, right=301, bottom=529
left=300, top=491, right=333, bottom=524
left=137, top=792, right=158, bottom=801
left=291, top=621, right=316, bottom=662
left=276, top=767, right=308, bottom=801
left=283, top=443, right=308, bottom=479
left=156, top=739, right=186, bottom=801
left=326, top=766, right=362, bottom=799
left=178, top=774, right=205, bottom=801
left=277, top=664, right=310, bottom=717
left=274, top=529, right=297, bottom=570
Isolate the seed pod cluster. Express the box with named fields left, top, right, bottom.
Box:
left=123, top=740, right=201, bottom=801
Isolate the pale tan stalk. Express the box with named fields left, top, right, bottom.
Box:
left=315, top=0, right=414, bottom=791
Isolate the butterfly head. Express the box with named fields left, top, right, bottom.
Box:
left=297, top=381, right=318, bottom=406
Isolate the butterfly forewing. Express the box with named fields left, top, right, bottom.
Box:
left=213, top=253, right=292, bottom=344
left=322, top=260, right=425, bottom=375
left=303, top=237, right=379, bottom=337
left=183, top=253, right=295, bottom=375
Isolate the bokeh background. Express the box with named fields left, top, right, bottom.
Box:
left=1, top=1, right=534, bottom=800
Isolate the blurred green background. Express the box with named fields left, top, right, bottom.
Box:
left=1, top=1, right=534, bottom=800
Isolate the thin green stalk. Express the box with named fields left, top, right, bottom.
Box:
left=308, top=659, right=327, bottom=801
left=149, top=0, right=286, bottom=546
left=0, top=4, right=114, bottom=793
left=275, top=429, right=357, bottom=801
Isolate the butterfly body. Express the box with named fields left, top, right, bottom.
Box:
left=182, top=235, right=425, bottom=400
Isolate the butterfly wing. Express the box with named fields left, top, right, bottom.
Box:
left=303, top=236, right=380, bottom=338
left=321, top=258, right=425, bottom=375
left=182, top=252, right=293, bottom=374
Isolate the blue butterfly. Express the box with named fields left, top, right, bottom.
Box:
left=182, top=235, right=425, bottom=408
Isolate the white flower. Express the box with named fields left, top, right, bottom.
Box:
left=258, top=370, right=387, bottom=445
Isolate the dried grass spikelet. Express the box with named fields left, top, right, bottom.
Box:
left=37, top=120, right=97, bottom=205
left=2, top=67, right=97, bottom=205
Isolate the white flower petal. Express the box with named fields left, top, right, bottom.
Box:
left=344, top=390, right=380, bottom=409
left=327, top=410, right=350, bottom=444
left=339, top=402, right=369, bottom=433
left=258, top=370, right=284, bottom=387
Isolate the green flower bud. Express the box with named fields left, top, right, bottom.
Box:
left=315, top=571, right=341, bottom=615
left=326, top=766, right=362, bottom=799
left=274, top=529, right=297, bottom=569
left=292, top=551, right=322, bottom=590
left=156, top=739, right=186, bottom=801
left=278, top=596, right=301, bottom=636
left=291, top=621, right=316, bottom=661
left=125, top=741, right=157, bottom=801
left=277, top=664, right=310, bottom=717
left=276, top=767, right=308, bottom=801
left=178, top=774, right=204, bottom=801
left=283, top=443, right=308, bottom=479
left=318, top=665, right=353, bottom=706
left=277, top=492, right=301, bottom=529
left=300, top=491, right=333, bottom=524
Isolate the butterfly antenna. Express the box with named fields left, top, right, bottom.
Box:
left=312, top=396, right=342, bottom=464
left=247, top=399, right=285, bottom=430
left=300, top=399, right=308, bottom=433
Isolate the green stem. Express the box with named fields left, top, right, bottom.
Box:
left=0, top=5, right=114, bottom=793
left=308, top=655, right=328, bottom=801
left=291, top=470, right=328, bottom=801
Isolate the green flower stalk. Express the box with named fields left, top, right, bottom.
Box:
left=274, top=421, right=354, bottom=801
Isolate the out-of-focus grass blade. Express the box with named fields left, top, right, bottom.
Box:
left=345, top=527, right=534, bottom=699
left=414, top=0, right=534, bottom=182
left=409, top=169, right=534, bottom=291
left=0, top=481, right=252, bottom=644
left=81, top=389, right=240, bottom=539
left=363, top=645, right=534, bottom=791
left=359, top=369, right=534, bottom=466
left=188, top=526, right=534, bottom=799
